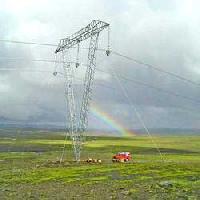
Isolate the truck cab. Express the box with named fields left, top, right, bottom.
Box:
left=112, top=152, right=131, bottom=162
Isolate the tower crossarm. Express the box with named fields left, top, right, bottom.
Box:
left=55, top=20, right=109, bottom=53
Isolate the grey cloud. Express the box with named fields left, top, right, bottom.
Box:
left=0, top=0, right=199, bottom=130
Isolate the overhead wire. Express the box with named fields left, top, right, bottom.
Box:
left=0, top=39, right=57, bottom=47
left=1, top=62, right=200, bottom=106
left=110, top=66, right=165, bottom=161
left=0, top=39, right=199, bottom=88
left=1, top=65, right=198, bottom=116
left=0, top=39, right=105, bottom=51
left=112, top=51, right=200, bottom=87
left=94, top=68, right=200, bottom=105
left=0, top=57, right=62, bottom=63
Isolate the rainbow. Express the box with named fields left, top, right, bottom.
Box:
left=90, top=104, right=135, bottom=137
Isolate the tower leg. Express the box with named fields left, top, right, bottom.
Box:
left=62, top=52, right=80, bottom=162
left=79, top=33, right=99, bottom=134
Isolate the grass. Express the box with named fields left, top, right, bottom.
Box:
left=0, top=131, right=199, bottom=199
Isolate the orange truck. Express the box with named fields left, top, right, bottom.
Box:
left=112, top=152, right=131, bottom=162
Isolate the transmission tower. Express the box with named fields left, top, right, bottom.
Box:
left=55, top=20, right=110, bottom=162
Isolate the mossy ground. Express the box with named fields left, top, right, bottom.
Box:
left=0, top=130, right=199, bottom=199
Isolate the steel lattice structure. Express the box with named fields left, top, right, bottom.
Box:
left=55, top=20, right=110, bottom=161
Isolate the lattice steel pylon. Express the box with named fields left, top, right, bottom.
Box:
left=55, top=20, right=110, bottom=162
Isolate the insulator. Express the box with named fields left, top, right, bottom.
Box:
left=106, top=26, right=111, bottom=56
left=106, top=50, right=111, bottom=56
left=53, top=71, right=58, bottom=76
left=76, top=42, right=80, bottom=67
left=75, top=63, right=80, bottom=68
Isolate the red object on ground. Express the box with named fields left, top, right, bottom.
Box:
left=112, top=152, right=131, bottom=162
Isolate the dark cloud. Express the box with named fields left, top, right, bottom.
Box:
left=0, top=0, right=199, bottom=130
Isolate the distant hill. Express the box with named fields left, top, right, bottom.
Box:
left=135, top=128, right=200, bottom=135
left=0, top=124, right=199, bottom=137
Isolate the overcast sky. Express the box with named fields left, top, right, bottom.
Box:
left=0, top=0, right=200, bottom=131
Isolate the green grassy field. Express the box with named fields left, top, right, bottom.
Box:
left=0, top=130, right=199, bottom=199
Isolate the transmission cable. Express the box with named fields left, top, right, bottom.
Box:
left=0, top=39, right=199, bottom=87
left=0, top=39, right=105, bottom=51
left=2, top=72, right=199, bottom=119
left=1, top=63, right=200, bottom=106
left=0, top=39, right=57, bottom=47
left=110, top=66, right=165, bottom=161
left=112, top=51, right=200, bottom=87
left=95, top=68, right=200, bottom=106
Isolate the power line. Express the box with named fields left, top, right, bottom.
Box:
left=0, top=68, right=196, bottom=118
left=0, top=39, right=105, bottom=51
left=1, top=64, right=200, bottom=106
left=1, top=68, right=199, bottom=120
left=1, top=39, right=199, bottom=87
left=1, top=67, right=199, bottom=117
left=0, top=57, right=63, bottom=63
left=0, top=68, right=53, bottom=73
left=94, top=69, right=200, bottom=115
left=95, top=68, right=200, bottom=105
left=0, top=57, right=92, bottom=65
left=0, top=39, right=199, bottom=105
left=118, top=73, right=200, bottom=105
left=112, top=51, right=200, bottom=87
left=0, top=39, right=57, bottom=47
left=111, top=65, right=165, bottom=161
left=1, top=56, right=200, bottom=99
